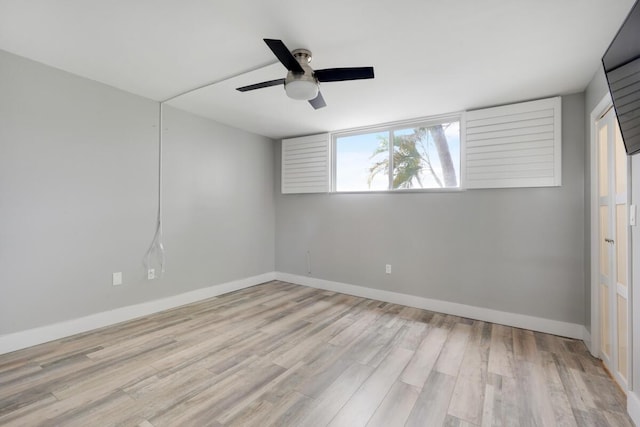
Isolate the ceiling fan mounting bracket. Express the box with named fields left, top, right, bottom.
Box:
left=291, top=49, right=313, bottom=64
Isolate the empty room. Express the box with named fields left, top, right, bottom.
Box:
left=2, top=0, right=640, bottom=426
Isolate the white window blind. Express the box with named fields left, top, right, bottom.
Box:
left=465, top=97, right=561, bottom=189
left=282, top=133, right=330, bottom=194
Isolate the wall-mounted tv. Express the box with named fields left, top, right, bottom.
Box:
left=603, top=0, right=640, bottom=154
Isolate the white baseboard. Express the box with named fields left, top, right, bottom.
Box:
left=275, top=272, right=587, bottom=340
left=0, top=272, right=275, bottom=355
left=628, top=391, right=640, bottom=426
left=1, top=271, right=589, bottom=356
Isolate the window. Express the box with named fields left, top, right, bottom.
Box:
left=281, top=97, right=561, bottom=194
left=334, top=117, right=461, bottom=192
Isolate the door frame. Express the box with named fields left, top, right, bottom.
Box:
left=590, top=93, right=612, bottom=358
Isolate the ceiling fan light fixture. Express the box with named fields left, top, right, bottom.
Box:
left=285, top=80, right=319, bottom=100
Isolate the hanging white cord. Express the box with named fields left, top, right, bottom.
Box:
left=143, top=102, right=166, bottom=275
left=161, top=60, right=278, bottom=104
left=142, top=60, right=279, bottom=277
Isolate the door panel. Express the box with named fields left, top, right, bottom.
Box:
left=596, top=106, right=629, bottom=389
left=618, top=294, right=628, bottom=381
left=616, top=205, right=627, bottom=287
left=615, top=124, right=626, bottom=195
left=599, top=123, right=608, bottom=198
left=599, top=206, right=609, bottom=276
left=601, top=284, right=611, bottom=359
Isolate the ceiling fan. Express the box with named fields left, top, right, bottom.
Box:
left=236, top=39, right=375, bottom=109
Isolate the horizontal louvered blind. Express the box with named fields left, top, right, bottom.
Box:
left=282, top=133, right=330, bottom=194
left=465, top=97, right=561, bottom=189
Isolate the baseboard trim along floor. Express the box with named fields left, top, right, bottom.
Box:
left=276, top=273, right=588, bottom=342
left=0, top=272, right=275, bottom=355
left=1, top=271, right=588, bottom=355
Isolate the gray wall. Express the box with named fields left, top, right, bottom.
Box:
left=0, top=46, right=590, bottom=337
left=275, top=93, right=586, bottom=324
left=0, top=50, right=275, bottom=334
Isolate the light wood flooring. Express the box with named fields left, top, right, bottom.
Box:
left=0, top=281, right=633, bottom=426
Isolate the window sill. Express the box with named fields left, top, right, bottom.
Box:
left=332, top=187, right=466, bottom=194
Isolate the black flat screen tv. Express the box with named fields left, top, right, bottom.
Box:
left=603, top=0, right=640, bottom=154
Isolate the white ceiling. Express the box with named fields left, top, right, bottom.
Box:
left=0, top=0, right=635, bottom=139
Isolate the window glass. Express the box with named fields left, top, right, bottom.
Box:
left=335, top=132, right=388, bottom=191
left=391, top=122, right=460, bottom=189
left=334, top=119, right=460, bottom=192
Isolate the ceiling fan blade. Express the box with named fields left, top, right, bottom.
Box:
left=309, top=91, right=326, bottom=109
left=236, top=78, right=285, bottom=92
left=314, top=67, right=375, bottom=82
left=263, top=39, right=304, bottom=74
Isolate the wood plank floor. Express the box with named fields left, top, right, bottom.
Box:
left=0, top=281, right=633, bottom=426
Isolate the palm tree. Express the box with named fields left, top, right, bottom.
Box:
left=368, top=124, right=457, bottom=189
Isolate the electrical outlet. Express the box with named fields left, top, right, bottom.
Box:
left=112, top=272, right=122, bottom=286
left=147, top=268, right=155, bottom=280
left=385, top=264, right=392, bottom=274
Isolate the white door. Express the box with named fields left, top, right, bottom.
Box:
left=597, top=105, right=630, bottom=389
